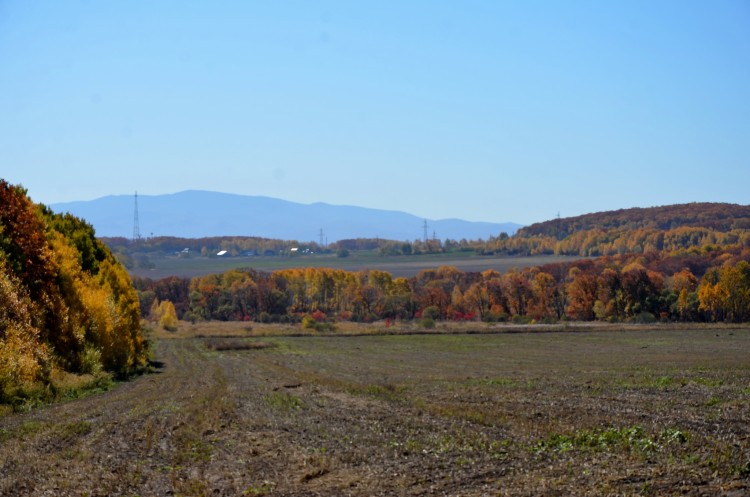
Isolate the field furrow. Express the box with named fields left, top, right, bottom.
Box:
left=1, top=328, right=749, bottom=496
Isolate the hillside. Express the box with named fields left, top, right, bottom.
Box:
left=519, top=203, right=750, bottom=238
left=51, top=191, right=521, bottom=241
left=485, top=203, right=750, bottom=257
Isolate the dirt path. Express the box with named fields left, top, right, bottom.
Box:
left=1, top=332, right=749, bottom=496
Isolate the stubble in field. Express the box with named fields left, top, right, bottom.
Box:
left=1, top=326, right=748, bottom=496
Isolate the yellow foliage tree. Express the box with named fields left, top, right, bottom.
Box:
left=0, top=264, right=49, bottom=397
left=1, top=180, right=146, bottom=403
left=158, top=300, right=178, bottom=331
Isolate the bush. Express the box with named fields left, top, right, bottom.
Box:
left=79, top=345, right=103, bottom=376
left=158, top=300, right=179, bottom=331
left=422, top=305, right=441, bottom=320
left=632, top=312, right=657, bottom=324
left=301, top=315, right=316, bottom=329
left=311, top=310, right=327, bottom=322
left=314, top=322, right=337, bottom=332
left=256, top=311, right=272, bottom=323
left=511, top=314, right=532, bottom=324
left=182, top=311, right=200, bottom=324
left=421, top=317, right=436, bottom=329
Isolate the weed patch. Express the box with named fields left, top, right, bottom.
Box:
left=0, top=420, right=47, bottom=442
left=244, top=481, right=276, bottom=495
left=61, top=420, right=93, bottom=438
left=264, top=391, right=305, bottom=411
left=346, top=383, right=407, bottom=402
left=534, top=425, right=689, bottom=456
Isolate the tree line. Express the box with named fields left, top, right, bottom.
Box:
left=136, top=244, right=750, bottom=325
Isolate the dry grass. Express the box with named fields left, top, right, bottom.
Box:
left=154, top=317, right=744, bottom=341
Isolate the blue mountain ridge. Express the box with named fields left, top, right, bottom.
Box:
left=50, top=190, right=522, bottom=242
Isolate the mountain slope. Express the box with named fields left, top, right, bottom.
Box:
left=51, top=191, right=521, bottom=241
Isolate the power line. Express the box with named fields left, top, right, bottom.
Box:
left=133, top=191, right=141, bottom=242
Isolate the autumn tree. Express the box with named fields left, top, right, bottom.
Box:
left=1, top=180, right=147, bottom=401
left=566, top=268, right=598, bottom=320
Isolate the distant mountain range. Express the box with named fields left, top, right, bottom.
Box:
left=50, top=191, right=522, bottom=242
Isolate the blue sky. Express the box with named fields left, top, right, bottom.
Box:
left=1, top=1, right=748, bottom=225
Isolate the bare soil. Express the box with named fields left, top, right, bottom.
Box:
left=1, top=326, right=749, bottom=496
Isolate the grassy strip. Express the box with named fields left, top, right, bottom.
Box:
left=159, top=319, right=750, bottom=341
left=0, top=371, right=115, bottom=415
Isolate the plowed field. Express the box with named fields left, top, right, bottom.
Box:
left=1, top=327, right=749, bottom=496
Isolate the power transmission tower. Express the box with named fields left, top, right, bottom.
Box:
left=423, top=219, right=428, bottom=243
left=133, top=191, right=141, bottom=243
left=319, top=228, right=324, bottom=248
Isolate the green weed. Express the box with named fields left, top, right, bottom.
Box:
left=244, top=481, right=276, bottom=495
left=693, top=377, right=724, bottom=387
left=732, top=461, right=750, bottom=477
left=61, top=420, right=93, bottom=438
left=264, top=391, right=305, bottom=411
left=345, top=383, right=407, bottom=402
left=0, top=420, right=46, bottom=442
left=533, top=425, right=688, bottom=456
left=656, top=376, right=675, bottom=388
left=704, top=396, right=722, bottom=407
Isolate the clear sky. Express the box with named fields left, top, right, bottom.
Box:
left=1, top=1, right=748, bottom=225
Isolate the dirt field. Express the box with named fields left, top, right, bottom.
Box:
left=128, top=253, right=577, bottom=279
left=1, top=325, right=749, bottom=496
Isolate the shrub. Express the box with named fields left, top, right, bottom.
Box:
left=158, top=300, right=179, bottom=331
left=511, top=314, right=533, bottom=324
left=256, top=311, right=272, bottom=323
left=422, top=305, right=441, bottom=320
left=632, top=311, right=657, bottom=324
left=301, top=315, right=317, bottom=329
left=314, top=322, right=337, bottom=333
left=421, top=317, right=436, bottom=329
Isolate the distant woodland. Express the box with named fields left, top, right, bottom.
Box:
left=134, top=203, right=750, bottom=326
left=483, top=203, right=750, bottom=257
left=105, top=203, right=750, bottom=268
left=0, top=180, right=147, bottom=405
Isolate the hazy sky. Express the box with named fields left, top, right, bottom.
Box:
left=2, top=1, right=748, bottom=225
